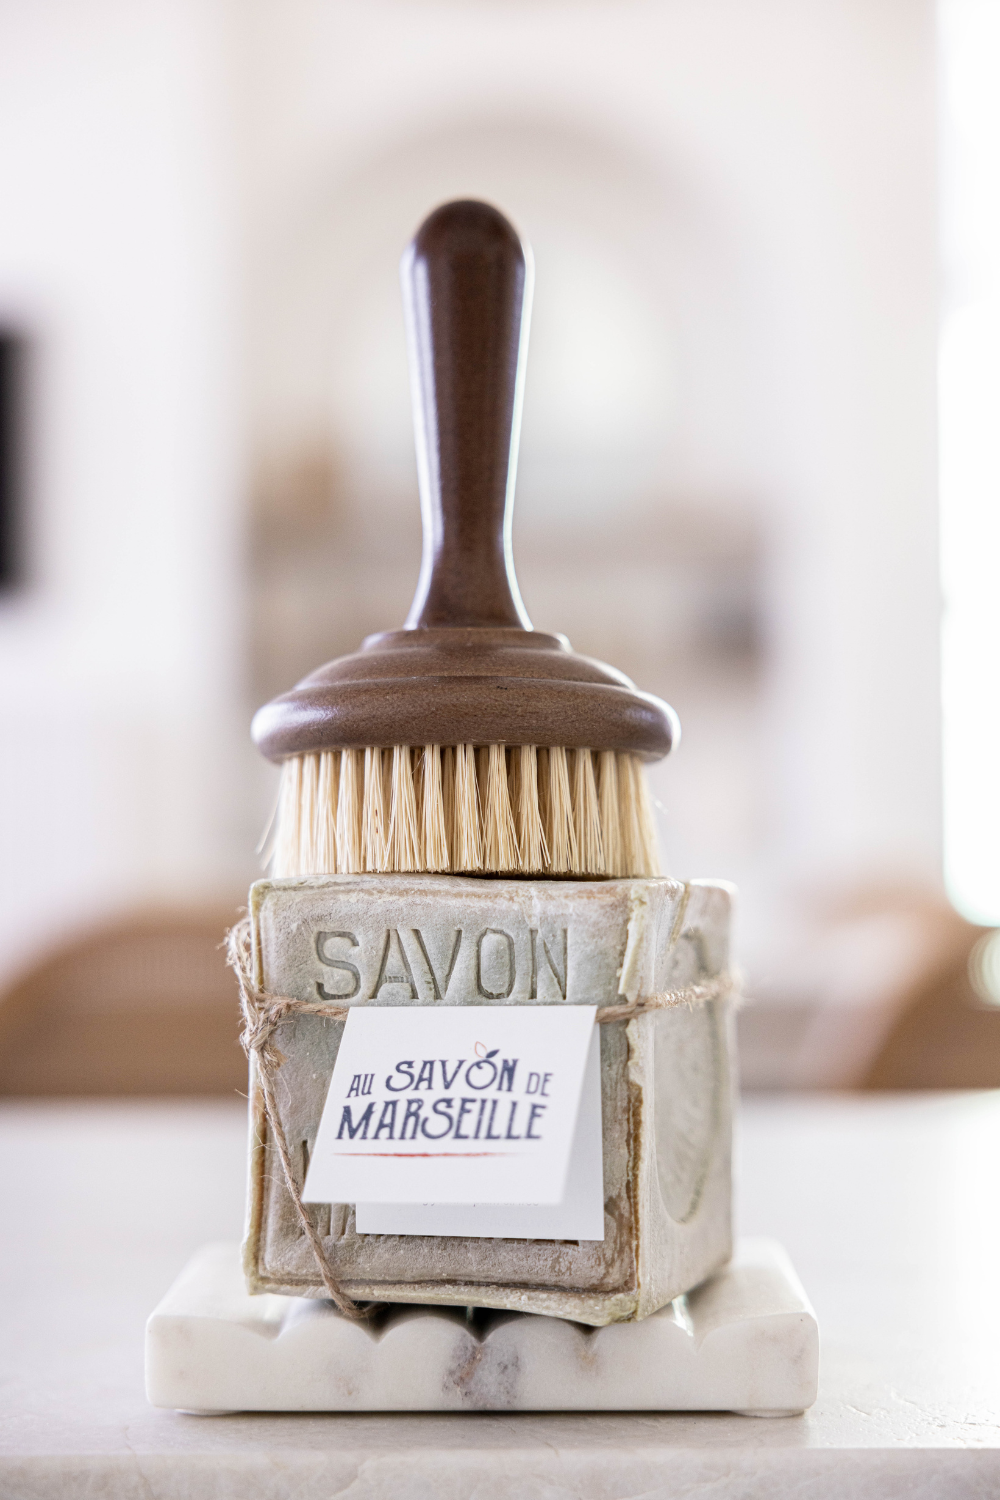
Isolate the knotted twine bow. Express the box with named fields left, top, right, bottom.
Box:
left=227, top=916, right=737, bottom=1320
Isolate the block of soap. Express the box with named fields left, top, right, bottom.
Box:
left=244, top=873, right=735, bottom=1326
left=147, top=1238, right=816, bottom=1414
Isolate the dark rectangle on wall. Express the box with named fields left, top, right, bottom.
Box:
left=0, top=332, right=27, bottom=591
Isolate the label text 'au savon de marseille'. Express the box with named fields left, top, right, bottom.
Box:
left=336, top=1046, right=557, bottom=1145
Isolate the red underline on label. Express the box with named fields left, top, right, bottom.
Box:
left=332, top=1151, right=515, bottom=1158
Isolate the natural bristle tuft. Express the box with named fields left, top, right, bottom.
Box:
left=514, top=745, right=547, bottom=872
left=337, top=749, right=363, bottom=873
left=573, top=749, right=605, bottom=875
left=362, top=747, right=388, bottom=872
left=546, top=747, right=578, bottom=874
left=388, top=745, right=420, bottom=871
left=267, top=742, right=661, bottom=880
left=453, top=743, right=483, bottom=871
left=483, top=744, right=520, bottom=872
left=316, top=751, right=339, bottom=874
left=421, top=745, right=449, bottom=871
left=598, top=750, right=624, bottom=877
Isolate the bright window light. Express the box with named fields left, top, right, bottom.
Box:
left=940, top=0, right=1000, bottom=925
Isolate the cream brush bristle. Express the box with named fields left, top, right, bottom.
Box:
left=267, top=744, right=660, bottom=879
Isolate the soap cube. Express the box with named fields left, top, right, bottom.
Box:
left=244, top=873, right=734, bottom=1326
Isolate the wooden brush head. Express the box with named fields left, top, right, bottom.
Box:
left=252, top=199, right=679, bottom=765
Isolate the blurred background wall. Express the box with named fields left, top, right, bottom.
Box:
left=0, top=0, right=247, bottom=976
left=1, top=0, right=994, bottom=1094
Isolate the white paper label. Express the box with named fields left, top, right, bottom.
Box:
left=354, top=1026, right=604, bottom=1239
left=302, top=1004, right=596, bottom=1206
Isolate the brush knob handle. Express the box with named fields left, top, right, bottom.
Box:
left=251, top=198, right=679, bottom=767
left=402, top=200, right=532, bottom=630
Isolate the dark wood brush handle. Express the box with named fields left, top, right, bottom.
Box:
left=251, top=197, right=679, bottom=764
left=402, top=200, right=532, bottom=629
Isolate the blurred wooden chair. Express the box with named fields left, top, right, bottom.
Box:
left=864, top=909, right=1000, bottom=1089
left=738, top=887, right=1000, bottom=1091
left=0, top=908, right=247, bottom=1096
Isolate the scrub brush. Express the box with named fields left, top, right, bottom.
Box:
left=253, top=199, right=678, bottom=879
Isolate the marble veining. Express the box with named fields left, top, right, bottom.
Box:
left=145, top=1237, right=817, bottom=1414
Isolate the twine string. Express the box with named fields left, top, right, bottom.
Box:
left=228, top=921, right=367, bottom=1318
left=227, top=918, right=737, bottom=1321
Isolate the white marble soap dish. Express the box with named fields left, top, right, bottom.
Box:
left=145, top=1239, right=818, bottom=1416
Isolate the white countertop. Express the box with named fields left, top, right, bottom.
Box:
left=3, top=1092, right=1000, bottom=1496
